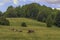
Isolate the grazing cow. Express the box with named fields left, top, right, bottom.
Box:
left=11, top=28, right=17, bottom=32
left=18, top=30, right=22, bottom=32
left=11, top=28, right=23, bottom=32
left=28, top=30, right=34, bottom=33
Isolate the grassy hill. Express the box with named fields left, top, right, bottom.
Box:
left=0, top=18, right=60, bottom=40
left=7, top=18, right=46, bottom=27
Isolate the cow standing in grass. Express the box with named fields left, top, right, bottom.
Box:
left=28, top=30, right=34, bottom=33
left=11, top=28, right=17, bottom=32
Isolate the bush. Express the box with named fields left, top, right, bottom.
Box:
left=21, top=22, right=27, bottom=27
left=0, top=17, right=10, bottom=26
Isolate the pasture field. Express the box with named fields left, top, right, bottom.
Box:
left=0, top=18, right=60, bottom=40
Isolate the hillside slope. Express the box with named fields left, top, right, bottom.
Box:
left=7, top=18, right=46, bottom=27
left=0, top=18, right=59, bottom=40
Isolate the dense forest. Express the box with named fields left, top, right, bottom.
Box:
left=0, top=3, right=60, bottom=27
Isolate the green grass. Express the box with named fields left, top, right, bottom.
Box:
left=0, top=18, right=60, bottom=40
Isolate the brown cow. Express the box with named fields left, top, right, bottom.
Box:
left=28, top=30, right=34, bottom=33
left=18, top=30, right=22, bottom=32
left=11, top=28, right=17, bottom=32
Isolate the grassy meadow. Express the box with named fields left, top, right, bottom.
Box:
left=0, top=18, right=60, bottom=40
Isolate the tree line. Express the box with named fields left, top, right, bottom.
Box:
left=0, top=3, right=60, bottom=27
